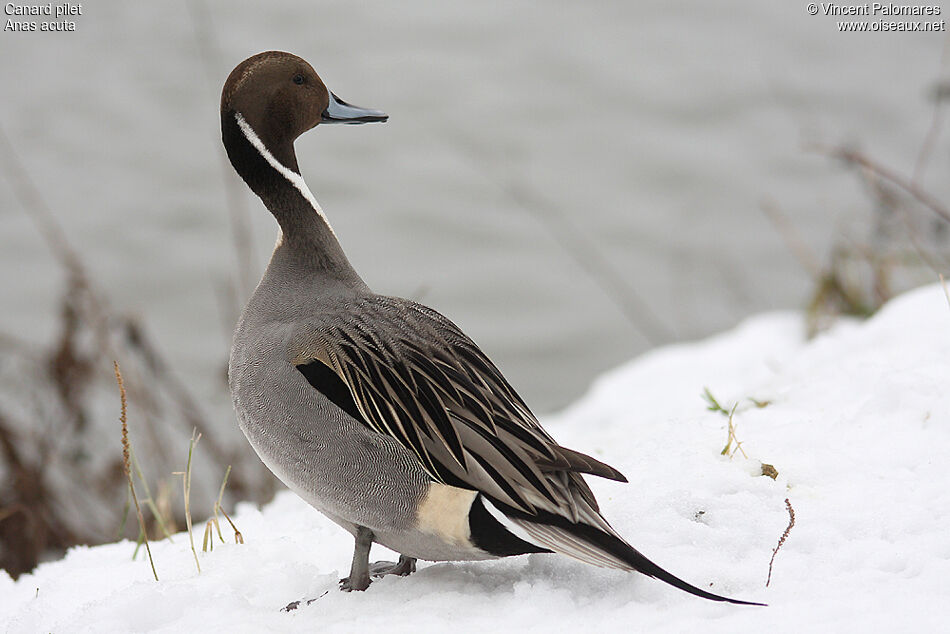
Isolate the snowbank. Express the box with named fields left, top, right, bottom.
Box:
left=3, top=284, right=949, bottom=633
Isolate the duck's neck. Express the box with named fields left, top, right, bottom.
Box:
left=222, top=110, right=365, bottom=288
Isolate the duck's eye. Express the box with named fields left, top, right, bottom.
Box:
left=292, top=74, right=305, bottom=85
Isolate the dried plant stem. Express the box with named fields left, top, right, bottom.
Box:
left=114, top=361, right=158, bottom=581
left=202, top=466, right=233, bottom=551
left=218, top=505, right=244, bottom=544
left=766, top=498, right=796, bottom=587
left=210, top=515, right=224, bottom=545
left=215, top=465, right=231, bottom=508
left=888, top=188, right=950, bottom=278
left=721, top=403, right=747, bottom=459
left=809, top=143, right=950, bottom=224
left=202, top=519, right=217, bottom=552
left=213, top=466, right=231, bottom=542
left=129, top=448, right=174, bottom=541
left=177, top=429, right=202, bottom=573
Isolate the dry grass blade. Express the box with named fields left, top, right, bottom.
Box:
left=211, top=466, right=230, bottom=543
left=215, top=465, right=231, bottom=509
left=206, top=465, right=243, bottom=545
left=218, top=505, right=244, bottom=544
left=202, top=519, right=216, bottom=552
left=129, top=449, right=174, bottom=542
left=721, top=403, right=747, bottom=459
left=808, top=143, right=950, bottom=225
left=0, top=124, right=264, bottom=575
left=766, top=497, right=796, bottom=587
left=177, top=429, right=202, bottom=573
left=201, top=465, right=232, bottom=552
left=114, top=361, right=158, bottom=581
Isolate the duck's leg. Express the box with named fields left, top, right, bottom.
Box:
left=369, top=555, right=417, bottom=578
left=339, top=526, right=374, bottom=591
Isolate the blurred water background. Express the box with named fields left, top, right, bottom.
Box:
left=1, top=0, right=948, bottom=572
left=3, top=0, right=949, bottom=413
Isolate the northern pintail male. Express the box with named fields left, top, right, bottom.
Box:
left=222, top=51, right=761, bottom=605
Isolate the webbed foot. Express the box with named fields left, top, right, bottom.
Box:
left=339, top=554, right=416, bottom=591
left=339, top=572, right=371, bottom=592
left=369, top=555, right=417, bottom=578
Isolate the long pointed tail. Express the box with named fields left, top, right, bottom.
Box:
left=480, top=496, right=765, bottom=606
left=609, top=537, right=765, bottom=606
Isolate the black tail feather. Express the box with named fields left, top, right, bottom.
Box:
left=616, top=540, right=766, bottom=606
left=494, top=499, right=766, bottom=606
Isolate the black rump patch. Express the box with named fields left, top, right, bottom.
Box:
left=469, top=495, right=551, bottom=557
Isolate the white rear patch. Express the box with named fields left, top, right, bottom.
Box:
left=415, top=483, right=478, bottom=547
left=481, top=497, right=629, bottom=569
left=234, top=112, right=336, bottom=237
left=479, top=496, right=546, bottom=549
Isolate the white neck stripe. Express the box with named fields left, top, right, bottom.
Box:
left=234, top=112, right=336, bottom=236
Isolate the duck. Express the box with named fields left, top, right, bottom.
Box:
left=222, top=50, right=761, bottom=605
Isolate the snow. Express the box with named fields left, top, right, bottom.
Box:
left=3, top=283, right=949, bottom=633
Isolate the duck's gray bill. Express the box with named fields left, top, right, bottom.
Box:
left=322, top=91, right=388, bottom=124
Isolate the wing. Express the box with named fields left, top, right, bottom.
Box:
left=288, top=295, right=626, bottom=518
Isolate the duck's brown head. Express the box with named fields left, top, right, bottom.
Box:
left=221, top=51, right=387, bottom=175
